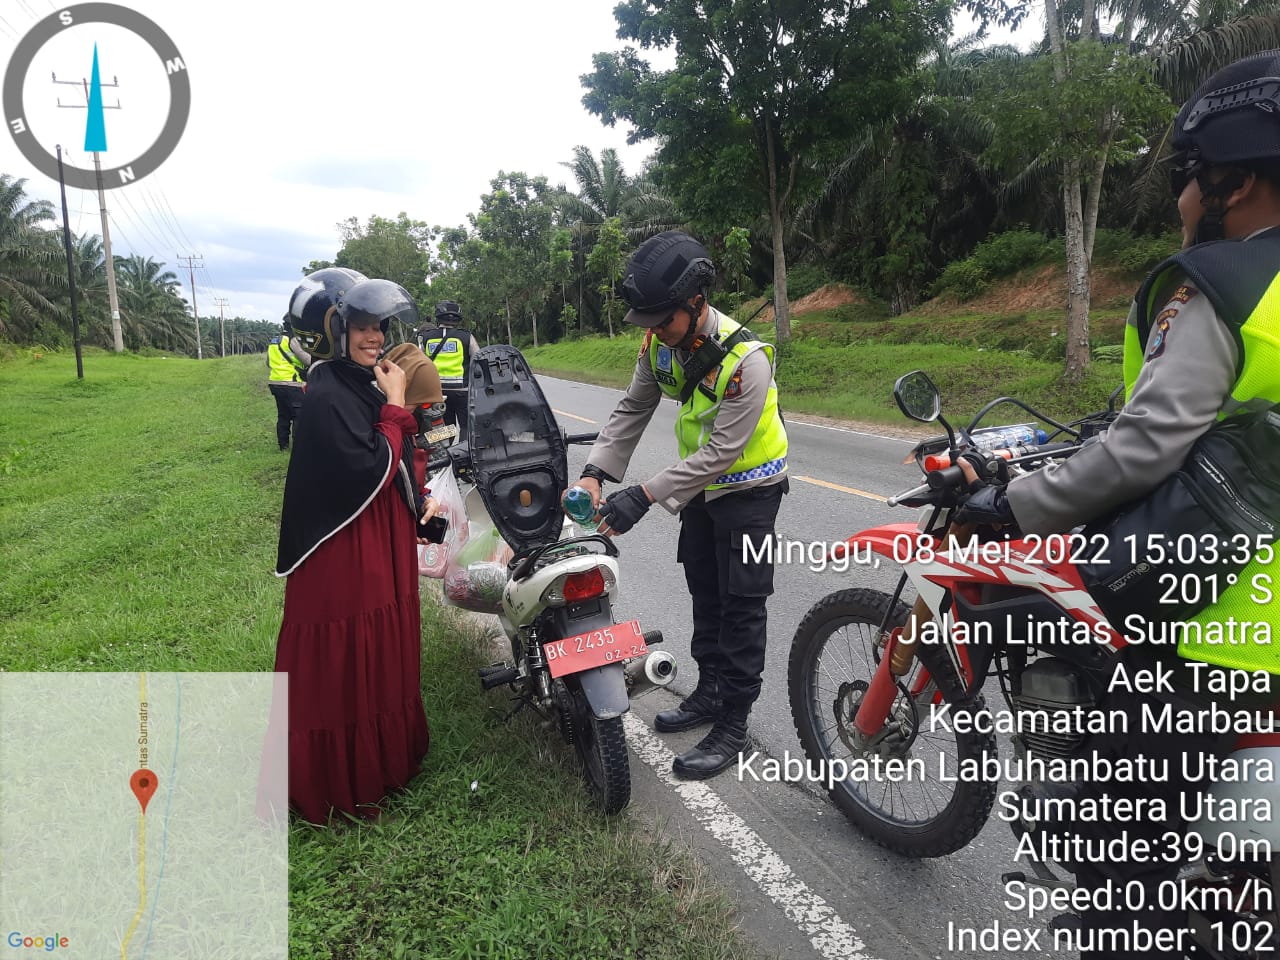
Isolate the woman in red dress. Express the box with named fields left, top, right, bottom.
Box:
left=266, top=274, right=433, bottom=824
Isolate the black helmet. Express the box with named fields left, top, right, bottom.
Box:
left=620, top=230, right=715, bottom=328
left=434, top=300, right=463, bottom=323
left=1172, top=51, right=1280, bottom=167
left=287, top=267, right=367, bottom=360
left=336, top=279, right=420, bottom=359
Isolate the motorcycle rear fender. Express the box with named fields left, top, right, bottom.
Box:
left=575, top=664, right=629, bottom=720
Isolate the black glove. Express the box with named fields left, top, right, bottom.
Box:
left=955, top=483, right=1015, bottom=526
left=597, top=484, right=652, bottom=534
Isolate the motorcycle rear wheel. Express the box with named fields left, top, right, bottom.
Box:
left=788, top=587, right=998, bottom=858
left=568, top=684, right=631, bottom=815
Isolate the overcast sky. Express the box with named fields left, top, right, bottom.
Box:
left=0, top=1, right=1031, bottom=324
left=0, top=0, right=669, bottom=322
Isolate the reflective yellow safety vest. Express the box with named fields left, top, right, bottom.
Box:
left=647, top=313, right=788, bottom=490
left=268, top=335, right=305, bottom=383
left=421, top=329, right=468, bottom=384
left=1128, top=235, right=1280, bottom=673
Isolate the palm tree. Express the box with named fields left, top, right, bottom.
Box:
left=115, top=254, right=192, bottom=352
left=796, top=42, right=1008, bottom=313
left=0, top=175, right=66, bottom=343
left=68, top=233, right=113, bottom=347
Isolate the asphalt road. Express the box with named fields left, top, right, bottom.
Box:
left=537, top=374, right=1073, bottom=960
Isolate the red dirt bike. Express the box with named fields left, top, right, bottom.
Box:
left=788, top=371, right=1279, bottom=957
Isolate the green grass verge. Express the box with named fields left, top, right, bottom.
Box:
left=524, top=303, right=1127, bottom=426
left=0, top=351, right=761, bottom=960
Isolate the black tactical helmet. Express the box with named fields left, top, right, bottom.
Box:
left=287, top=267, right=367, bottom=360
left=336, top=279, right=421, bottom=359
left=620, top=230, right=716, bottom=328
left=1172, top=51, right=1280, bottom=167
left=434, top=300, right=463, bottom=323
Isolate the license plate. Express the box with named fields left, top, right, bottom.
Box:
left=425, top=423, right=459, bottom=445
left=544, top=619, right=647, bottom=678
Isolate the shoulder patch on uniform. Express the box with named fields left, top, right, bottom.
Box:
left=1169, top=284, right=1197, bottom=304
left=1146, top=308, right=1177, bottom=360
left=724, top=368, right=744, bottom=399
left=638, top=330, right=652, bottom=361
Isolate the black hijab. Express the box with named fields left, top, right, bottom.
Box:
left=275, top=359, right=417, bottom=576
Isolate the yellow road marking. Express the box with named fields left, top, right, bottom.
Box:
left=553, top=408, right=597, bottom=424
left=121, top=813, right=147, bottom=959
left=794, top=475, right=887, bottom=503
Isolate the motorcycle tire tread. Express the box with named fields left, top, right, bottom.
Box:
left=569, top=685, right=631, bottom=815
left=788, top=587, right=998, bottom=859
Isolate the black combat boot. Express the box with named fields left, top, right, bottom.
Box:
left=654, top=672, right=721, bottom=733
left=671, top=713, right=749, bottom=780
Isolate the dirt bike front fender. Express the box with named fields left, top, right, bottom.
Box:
left=831, top=522, right=926, bottom=564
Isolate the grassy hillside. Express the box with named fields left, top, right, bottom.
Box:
left=527, top=277, right=1131, bottom=426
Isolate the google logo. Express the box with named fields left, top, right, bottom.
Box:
left=6, top=933, right=68, bottom=951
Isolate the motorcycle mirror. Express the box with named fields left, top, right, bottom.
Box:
left=1108, top=383, right=1124, bottom=414
left=893, top=371, right=942, bottom=423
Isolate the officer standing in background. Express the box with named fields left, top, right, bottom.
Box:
left=267, top=320, right=311, bottom=451
left=417, top=301, right=481, bottom=437
left=576, top=230, right=789, bottom=780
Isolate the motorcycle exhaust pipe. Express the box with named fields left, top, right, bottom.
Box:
left=625, top=651, right=677, bottom=698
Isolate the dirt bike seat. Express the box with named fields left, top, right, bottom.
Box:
left=464, top=345, right=568, bottom=553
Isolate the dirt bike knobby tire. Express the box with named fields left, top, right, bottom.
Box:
left=788, top=587, right=998, bottom=858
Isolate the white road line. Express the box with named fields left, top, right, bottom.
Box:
left=784, top=417, right=915, bottom=444
left=622, top=713, right=881, bottom=960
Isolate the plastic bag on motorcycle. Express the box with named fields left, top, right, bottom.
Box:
left=443, top=515, right=515, bottom=614
left=418, top=464, right=468, bottom=579
left=1077, top=405, right=1280, bottom=671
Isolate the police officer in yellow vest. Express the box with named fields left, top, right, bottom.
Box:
left=956, top=53, right=1280, bottom=959
left=267, top=320, right=311, bottom=451
left=417, top=301, right=481, bottom=437
left=575, top=231, right=788, bottom=780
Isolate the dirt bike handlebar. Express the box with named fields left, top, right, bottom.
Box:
left=887, top=441, right=1079, bottom=507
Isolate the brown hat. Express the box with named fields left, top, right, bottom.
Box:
left=384, top=343, right=444, bottom=406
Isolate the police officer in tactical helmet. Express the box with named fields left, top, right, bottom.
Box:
left=417, top=300, right=481, bottom=437
left=957, top=52, right=1280, bottom=960
left=575, top=230, right=789, bottom=781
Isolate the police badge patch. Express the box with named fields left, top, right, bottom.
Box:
left=1146, top=308, right=1176, bottom=360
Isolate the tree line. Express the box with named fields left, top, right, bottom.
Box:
left=305, top=0, right=1280, bottom=382
left=6, top=0, right=1280, bottom=379
left=0, top=174, right=278, bottom=356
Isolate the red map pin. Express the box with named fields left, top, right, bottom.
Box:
left=130, top=769, right=159, bottom=814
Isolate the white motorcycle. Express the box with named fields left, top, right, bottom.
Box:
left=432, top=345, right=675, bottom=814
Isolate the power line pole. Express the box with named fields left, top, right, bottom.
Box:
left=56, top=146, right=84, bottom=379
left=214, top=297, right=229, bottom=357
left=54, top=68, right=124, bottom=353
left=177, top=253, right=204, bottom=359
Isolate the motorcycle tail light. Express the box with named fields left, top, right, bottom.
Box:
left=543, top=567, right=613, bottom=607
left=564, top=569, right=606, bottom=602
